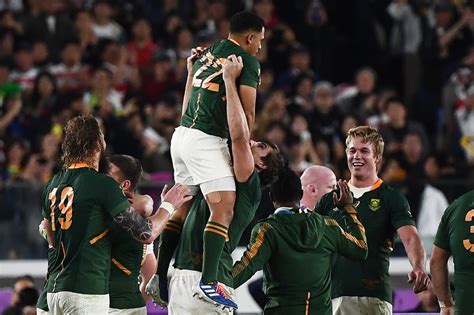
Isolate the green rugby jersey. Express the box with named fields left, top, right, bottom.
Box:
left=42, top=166, right=130, bottom=295
left=109, top=222, right=147, bottom=309
left=316, top=180, right=415, bottom=304
left=36, top=247, right=55, bottom=311
left=181, top=39, right=260, bottom=138
left=232, top=208, right=368, bottom=315
left=174, top=170, right=261, bottom=287
left=434, top=190, right=474, bottom=315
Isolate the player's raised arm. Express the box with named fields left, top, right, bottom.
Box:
left=181, top=47, right=204, bottom=116
left=223, top=55, right=254, bottom=182
left=113, top=183, right=192, bottom=244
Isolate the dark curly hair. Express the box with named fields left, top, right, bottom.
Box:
left=258, top=141, right=285, bottom=188
left=61, top=115, right=103, bottom=168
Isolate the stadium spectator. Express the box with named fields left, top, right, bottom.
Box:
left=1, top=275, right=34, bottom=315
left=83, top=66, right=122, bottom=114
left=22, top=0, right=75, bottom=62
left=307, top=81, right=345, bottom=164
left=379, top=97, right=429, bottom=156
left=74, top=9, right=98, bottom=61
left=127, top=18, right=159, bottom=74
left=140, top=51, right=177, bottom=105
left=455, top=84, right=474, bottom=163
left=31, top=40, right=50, bottom=68
left=29, top=71, right=58, bottom=119
left=277, top=45, right=314, bottom=94
left=92, top=0, right=123, bottom=41
left=49, top=40, right=85, bottom=93
left=337, top=67, right=378, bottom=123
left=407, top=283, right=440, bottom=313
left=9, top=42, right=38, bottom=93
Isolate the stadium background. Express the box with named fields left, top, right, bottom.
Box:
left=0, top=0, right=472, bottom=313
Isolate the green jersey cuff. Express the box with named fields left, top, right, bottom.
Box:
left=393, top=219, right=416, bottom=230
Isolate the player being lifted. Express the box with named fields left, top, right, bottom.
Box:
left=162, top=11, right=265, bottom=309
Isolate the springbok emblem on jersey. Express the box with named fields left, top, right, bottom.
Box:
left=369, top=198, right=381, bottom=211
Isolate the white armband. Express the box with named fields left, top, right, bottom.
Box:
left=159, top=201, right=176, bottom=215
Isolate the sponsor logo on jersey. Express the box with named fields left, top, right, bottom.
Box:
left=369, top=198, right=381, bottom=211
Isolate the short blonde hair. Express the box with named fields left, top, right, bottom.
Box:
left=345, top=126, right=385, bottom=161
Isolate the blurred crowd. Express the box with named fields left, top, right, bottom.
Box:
left=0, top=0, right=474, bottom=258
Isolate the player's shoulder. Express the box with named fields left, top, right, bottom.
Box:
left=240, top=53, right=259, bottom=69
left=455, top=190, right=474, bottom=205
left=81, top=171, right=119, bottom=190
left=378, top=182, right=406, bottom=200
left=446, top=190, right=474, bottom=213
left=253, top=218, right=275, bottom=234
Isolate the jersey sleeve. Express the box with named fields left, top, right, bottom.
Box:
left=99, top=176, right=131, bottom=217
left=388, top=189, right=416, bottom=230
left=323, top=210, right=368, bottom=260
left=433, top=206, right=451, bottom=251
left=41, top=182, right=52, bottom=220
left=238, top=55, right=260, bottom=88
left=232, top=221, right=274, bottom=288
left=315, top=191, right=335, bottom=215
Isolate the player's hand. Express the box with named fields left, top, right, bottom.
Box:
left=333, top=179, right=353, bottom=209
left=38, top=219, right=49, bottom=242
left=223, top=54, right=243, bottom=81
left=187, top=47, right=205, bottom=74
left=162, top=183, right=193, bottom=210
left=440, top=306, right=455, bottom=315
left=407, top=267, right=429, bottom=293
left=146, top=274, right=168, bottom=307
left=160, top=184, right=168, bottom=201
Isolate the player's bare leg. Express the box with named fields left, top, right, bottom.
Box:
left=193, top=190, right=237, bottom=310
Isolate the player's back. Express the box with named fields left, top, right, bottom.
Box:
left=109, top=224, right=146, bottom=309
left=181, top=39, right=260, bottom=139
left=437, top=190, right=474, bottom=314
left=43, top=167, right=130, bottom=295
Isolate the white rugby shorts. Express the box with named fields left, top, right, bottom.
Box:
left=170, top=126, right=235, bottom=194
left=332, top=296, right=392, bottom=315
left=47, top=291, right=109, bottom=315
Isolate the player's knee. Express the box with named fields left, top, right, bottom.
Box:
left=206, top=191, right=235, bottom=219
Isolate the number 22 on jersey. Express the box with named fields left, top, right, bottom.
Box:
left=48, top=187, right=74, bottom=231
left=192, top=53, right=226, bottom=92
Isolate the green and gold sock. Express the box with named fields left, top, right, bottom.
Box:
left=156, top=220, right=183, bottom=280
left=202, top=221, right=228, bottom=284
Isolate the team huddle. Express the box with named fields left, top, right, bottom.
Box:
left=36, top=11, right=473, bottom=315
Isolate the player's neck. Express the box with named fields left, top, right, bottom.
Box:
left=350, top=174, right=379, bottom=188
left=299, top=196, right=315, bottom=210
left=69, top=161, right=97, bottom=171
left=227, top=35, right=243, bottom=47
left=274, top=201, right=299, bottom=209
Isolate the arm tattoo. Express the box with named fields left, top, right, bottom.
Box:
left=113, top=206, right=152, bottom=242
